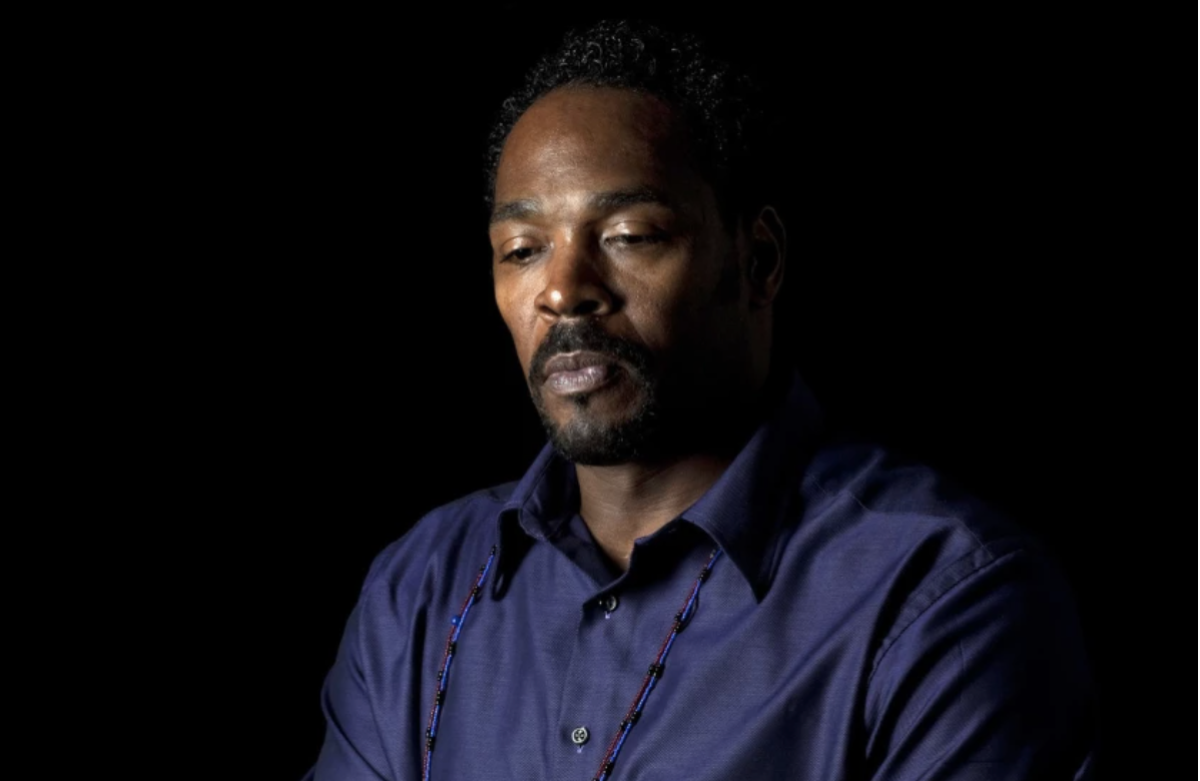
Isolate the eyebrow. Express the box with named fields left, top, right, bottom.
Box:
left=489, top=186, right=674, bottom=226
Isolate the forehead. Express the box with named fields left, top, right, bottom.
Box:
left=494, top=86, right=704, bottom=207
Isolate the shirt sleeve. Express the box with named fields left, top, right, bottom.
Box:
left=302, top=540, right=412, bottom=781
left=301, top=594, right=393, bottom=781
left=862, top=546, right=1098, bottom=781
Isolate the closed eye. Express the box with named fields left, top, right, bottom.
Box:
left=605, top=233, right=668, bottom=247
left=500, top=246, right=541, bottom=264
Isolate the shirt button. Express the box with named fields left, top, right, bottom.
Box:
left=571, top=726, right=590, bottom=745
left=600, top=593, right=619, bottom=613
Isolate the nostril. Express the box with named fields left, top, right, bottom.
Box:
left=569, top=300, right=602, bottom=317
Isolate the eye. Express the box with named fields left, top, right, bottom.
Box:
left=497, top=239, right=544, bottom=265
left=502, top=246, right=537, bottom=263
left=603, top=231, right=668, bottom=249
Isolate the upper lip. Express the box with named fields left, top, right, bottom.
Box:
left=543, top=350, right=613, bottom=376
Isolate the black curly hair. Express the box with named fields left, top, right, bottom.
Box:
left=484, top=19, right=771, bottom=230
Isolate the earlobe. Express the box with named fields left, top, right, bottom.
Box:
left=747, top=206, right=786, bottom=308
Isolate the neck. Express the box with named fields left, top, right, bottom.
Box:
left=575, top=371, right=786, bottom=571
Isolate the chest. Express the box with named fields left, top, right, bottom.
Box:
left=399, top=546, right=880, bottom=781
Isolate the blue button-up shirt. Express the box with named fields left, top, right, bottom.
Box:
left=305, top=373, right=1096, bottom=780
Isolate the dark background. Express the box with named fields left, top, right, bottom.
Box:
left=181, top=5, right=1190, bottom=779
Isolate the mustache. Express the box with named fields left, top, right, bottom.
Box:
left=529, top=320, right=654, bottom=386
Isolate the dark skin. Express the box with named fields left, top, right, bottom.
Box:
left=489, top=86, right=786, bottom=570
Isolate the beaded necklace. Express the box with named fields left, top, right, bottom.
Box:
left=421, top=544, right=723, bottom=781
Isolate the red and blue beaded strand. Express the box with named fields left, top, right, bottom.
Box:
left=591, top=547, right=722, bottom=781
left=421, top=545, right=497, bottom=781
left=420, top=544, right=722, bottom=781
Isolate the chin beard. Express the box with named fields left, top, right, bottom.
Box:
left=533, top=383, right=663, bottom=466
left=527, top=319, right=668, bottom=465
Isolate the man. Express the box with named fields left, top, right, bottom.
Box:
left=305, top=20, right=1096, bottom=781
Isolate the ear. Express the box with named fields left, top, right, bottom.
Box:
left=746, top=205, right=786, bottom=309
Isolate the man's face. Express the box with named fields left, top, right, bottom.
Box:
left=489, top=86, right=754, bottom=464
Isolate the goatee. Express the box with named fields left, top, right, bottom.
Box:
left=528, top=319, right=662, bottom=465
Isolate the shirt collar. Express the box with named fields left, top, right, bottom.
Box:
left=491, top=370, right=824, bottom=601
left=681, top=370, right=823, bottom=599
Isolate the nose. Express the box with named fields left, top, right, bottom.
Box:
left=534, top=234, right=615, bottom=321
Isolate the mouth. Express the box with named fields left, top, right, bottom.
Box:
left=540, top=350, right=619, bottom=396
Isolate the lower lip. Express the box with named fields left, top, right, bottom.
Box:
left=544, top=364, right=614, bottom=396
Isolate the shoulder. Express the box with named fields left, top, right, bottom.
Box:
left=803, top=443, right=1101, bottom=774
left=794, top=437, right=1079, bottom=654
left=357, top=481, right=520, bottom=602
left=800, top=436, right=1033, bottom=563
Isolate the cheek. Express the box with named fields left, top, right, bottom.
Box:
left=494, top=279, right=540, bottom=370
left=626, top=266, right=712, bottom=345
left=629, top=269, right=743, bottom=368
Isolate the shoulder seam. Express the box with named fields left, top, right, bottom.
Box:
left=866, top=545, right=1027, bottom=683
left=357, top=484, right=514, bottom=595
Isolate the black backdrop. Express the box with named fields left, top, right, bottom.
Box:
left=190, top=5, right=1191, bottom=778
